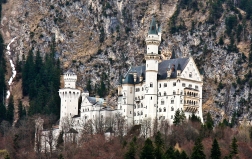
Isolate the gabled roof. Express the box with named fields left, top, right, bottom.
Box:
left=66, top=128, right=78, bottom=134
left=122, top=58, right=189, bottom=84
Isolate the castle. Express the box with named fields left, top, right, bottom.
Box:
left=35, top=17, right=203, bottom=151
left=58, top=17, right=203, bottom=130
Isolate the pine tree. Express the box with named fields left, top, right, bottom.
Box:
left=0, top=103, right=6, bottom=122
left=189, top=113, right=201, bottom=123
left=230, top=137, right=238, bottom=156
left=164, top=147, right=175, bottom=159
left=180, top=150, right=189, bottom=159
left=6, top=95, right=14, bottom=124
left=173, top=109, right=181, bottom=125
left=154, top=131, right=164, bottom=159
left=17, top=100, right=26, bottom=120
left=180, top=110, right=186, bottom=123
left=191, top=138, right=206, bottom=159
left=56, top=131, right=64, bottom=149
left=206, top=112, right=214, bottom=130
left=124, top=138, right=137, bottom=159
left=210, top=139, right=221, bottom=159
left=140, top=138, right=155, bottom=159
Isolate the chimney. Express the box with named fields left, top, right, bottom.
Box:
left=140, top=76, right=143, bottom=82
left=133, top=72, right=137, bottom=83
left=167, top=64, right=171, bottom=78
left=96, top=95, right=100, bottom=102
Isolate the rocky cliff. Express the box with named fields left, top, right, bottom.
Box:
left=2, top=0, right=252, bottom=123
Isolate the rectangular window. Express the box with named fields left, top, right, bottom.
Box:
left=182, top=83, right=185, bottom=87
left=171, top=115, right=173, bottom=119
left=173, top=82, right=176, bottom=86
left=130, top=111, right=131, bottom=114
left=195, top=86, right=199, bottom=90
left=189, top=84, right=192, bottom=88
left=180, top=100, right=183, bottom=104
left=159, top=83, right=161, bottom=88
left=173, top=91, right=176, bottom=95
left=164, top=83, right=167, bottom=87
left=161, top=101, right=165, bottom=105
left=130, top=87, right=132, bottom=93
left=171, top=100, right=174, bottom=104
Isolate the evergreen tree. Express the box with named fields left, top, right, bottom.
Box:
left=210, top=139, right=221, bottom=159
left=58, top=154, right=64, bottom=159
left=4, top=154, right=10, bottom=159
left=86, top=77, right=92, bottom=95
left=219, top=37, right=224, bottom=45
left=0, top=34, right=6, bottom=105
left=180, top=150, right=189, bottom=159
left=17, top=100, right=26, bottom=120
left=124, top=137, right=137, bottom=159
left=189, top=113, right=201, bottom=123
left=174, top=150, right=181, bottom=158
left=180, top=110, right=186, bottom=123
left=140, top=138, right=155, bottom=159
left=206, top=112, right=214, bottom=130
left=230, top=137, right=238, bottom=156
left=6, top=95, right=14, bottom=124
left=173, top=109, right=181, bottom=125
left=56, top=131, right=64, bottom=149
left=191, top=138, right=206, bottom=159
left=0, top=103, right=6, bottom=122
left=164, top=147, right=175, bottom=159
left=154, top=131, right=164, bottom=159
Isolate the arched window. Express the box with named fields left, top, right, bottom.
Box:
left=171, top=98, right=174, bottom=104
left=189, top=72, right=192, bottom=78
left=161, top=99, right=165, bottom=105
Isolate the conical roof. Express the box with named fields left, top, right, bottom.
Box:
left=148, top=17, right=158, bottom=35
left=171, top=49, right=176, bottom=59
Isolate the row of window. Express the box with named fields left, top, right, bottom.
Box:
left=185, top=100, right=198, bottom=105
left=185, top=91, right=199, bottom=97
left=135, top=83, right=199, bottom=92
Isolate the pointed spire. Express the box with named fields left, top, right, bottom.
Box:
left=171, top=48, right=176, bottom=59
left=148, top=17, right=158, bottom=35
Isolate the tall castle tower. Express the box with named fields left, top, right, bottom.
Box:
left=145, top=17, right=161, bottom=120
left=59, top=70, right=80, bottom=128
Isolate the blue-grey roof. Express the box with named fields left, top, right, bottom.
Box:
left=87, top=97, right=104, bottom=105
left=148, top=17, right=158, bottom=35
left=64, top=69, right=76, bottom=75
left=122, top=58, right=189, bottom=84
